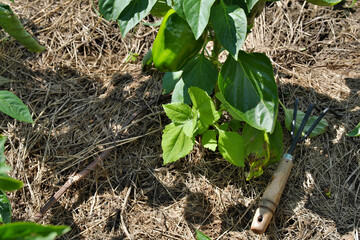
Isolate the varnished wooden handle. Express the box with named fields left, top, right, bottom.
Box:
left=251, top=155, right=294, bottom=234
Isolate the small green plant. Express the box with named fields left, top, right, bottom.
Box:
left=0, top=93, right=70, bottom=239
left=196, top=229, right=211, bottom=240
left=0, top=2, right=45, bottom=52
left=99, top=0, right=339, bottom=178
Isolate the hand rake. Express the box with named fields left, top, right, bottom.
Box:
left=251, top=99, right=329, bottom=234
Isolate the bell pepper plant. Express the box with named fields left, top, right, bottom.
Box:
left=99, top=0, right=343, bottom=178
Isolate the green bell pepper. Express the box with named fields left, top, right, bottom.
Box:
left=152, top=9, right=205, bottom=72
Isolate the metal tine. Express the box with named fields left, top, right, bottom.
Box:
left=291, top=98, right=298, bottom=140
left=299, top=107, right=330, bottom=142
left=293, top=103, right=315, bottom=144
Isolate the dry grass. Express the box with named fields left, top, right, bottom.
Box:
left=0, top=0, right=359, bottom=239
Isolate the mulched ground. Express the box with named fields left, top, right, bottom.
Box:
left=1, top=0, right=359, bottom=239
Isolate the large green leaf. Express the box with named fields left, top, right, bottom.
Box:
left=183, top=0, right=216, bottom=39
left=0, top=5, right=45, bottom=52
left=201, top=130, right=217, bottom=151
left=188, top=87, right=220, bottom=134
left=0, top=173, right=23, bottom=192
left=0, top=91, right=33, bottom=123
left=0, top=190, right=11, bottom=223
left=218, top=130, right=244, bottom=167
left=306, top=0, right=342, bottom=6
left=163, top=102, right=196, bottom=124
left=0, top=222, right=70, bottom=240
left=347, top=122, right=360, bottom=137
left=162, top=71, right=182, bottom=94
left=117, top=0, right=157, bottom=37
left=196, top=229, right=212, bottom=240
left=217, top=51, right=278, bottom=133
left=182, top=55, right=218, bottom=95
left=284, top=109, right=328, bottom=138
left=168, top=0, right=186, bottom=19
left=162, top=122, right=196, bottom=164
left=98, top=0, right=131, bottom=20
left=210, top=2, right=247, bottom=60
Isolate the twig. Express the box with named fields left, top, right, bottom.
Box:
left=121, top=185, right=133, bottom=239
left=34, top=98, right=159, bottom=221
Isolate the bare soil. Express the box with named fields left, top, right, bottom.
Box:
left=1, top=0, right=359, bottom=239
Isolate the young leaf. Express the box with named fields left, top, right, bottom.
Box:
left=219, top=122, right=229, bottom=131
left=218, top=130, right=245, bottom=167
left=182, top=55, right=218, bottom=95
left=284, top=109, right=328, bottom=138
left=142, top=49, right=153, bottom=70
left=162, top=123, right=195, bottom=164
left=202, top=130, right=217, bottom=151
left=0, top=4, right=45, bottom=52
left=217, top=51, right=278, bottom=133
left=0, top=222, right=70, bottom=240
left=0, top=190, right=11, bottom=223
left=210, top=2, right=247, bottom=60
left=347, top=122, right=360, bottom=137
left=162, top=71, right=182, bottom=94
left=0, top=91, right=33, bottom=123
left=117, top=0, right=157, bottom=37
left=171, top=79, right=191, bottom=104
left=163, top=103, right=196, bottom=124
left=98, top=0, right=131, bottom=20
left=306, top=0, right=342, bottom=6
left=0, top=173, right=23, bottom=191
left=188, top=87, right=221, bottom=134
left=183, top=0, right=216, bottom=39
left=196, top=229, right=212, bottom=240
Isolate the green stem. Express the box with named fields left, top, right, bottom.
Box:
left=278, top=99, right=287, bottom=111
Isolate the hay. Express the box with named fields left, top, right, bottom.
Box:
left=1, top=0, right=359, bottom=239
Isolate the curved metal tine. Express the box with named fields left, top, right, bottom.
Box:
left=291, top=99, right=299, bottom=140
left=299, top=107, right=330, bottom=142
left=293, top=103, right=315, bottom=144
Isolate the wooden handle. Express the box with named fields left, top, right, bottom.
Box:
left=251, top=155, right=294, bottom=234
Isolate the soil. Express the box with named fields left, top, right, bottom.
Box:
left=1, top=0, right=359, bottom=239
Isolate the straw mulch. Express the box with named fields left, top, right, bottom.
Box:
left=1, top=0, right=359, bottom=239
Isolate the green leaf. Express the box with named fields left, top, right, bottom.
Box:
left=171, top=79, right=191, bottom=104
left=182, top=55, right=219, bottom=95
left=0, top=222, right=70, bottom=240
left=210, top=2, right=247, bottom=60
left=98, top=0, right=131, bottom=20
left=284, top=109, right=328, bottom=138
left=196, top=229, right=212, bottom=240
left=0, top=91, right=33, bottom=123
left=243, top=121, right=283, bottom=179
left=219, top=122, right=229, bottom=131
left=0, top=135, right=11, bottom=174
left=347, top=122, right=360, bottom=137
left=117, top=0, right=157, bottom=37
left=168, top=0, right=186, bottom=19
left=183, top=0, right=216, bottom=39
left=163, top=103, right=195, bottom=124
left=142, top=49, right=153, bottom=70
left=217, top=51, right=278, bottom=133
left=0, top=190, right=11, bottom=223
left=218, top=130, right=245, bottom=167
left=229, top=119, right=241, bottom=131
left=162, top=123, right=195, bottom=164
left=0, top=135, right=6, bottom=165
left=0, top=173, right=23, bottom=191
left=0, top=5, right=45, bottom=52
left=306, top=0, right=342, bottom=6
left=162, top=71, right=182, bottom=94
left=202, top=130, right=217, bottom=151
left=188, top=87, right=220, bottom=134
